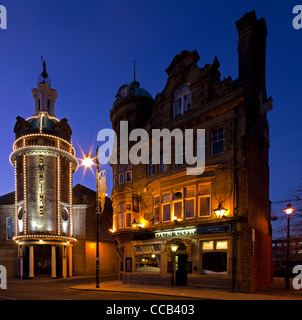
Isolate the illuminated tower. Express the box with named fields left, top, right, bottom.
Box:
left=10, top=59, right=78, bottom=278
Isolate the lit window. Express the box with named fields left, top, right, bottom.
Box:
left=118, top=203, right=124, bottom=229
left=154, top=196, right=160, bottom=224
left=118, top=213, right=124, bottom=229
left=216, top=241, right=228, bottom=250
left=201, top=240, right=228, bottom=274
left=154, top=206, right=160, bottom=224
left=199, top=196, right=211, bottom=217
left=125, top=212, right=132, bottom=228
left=185, top=186, right=196, bottom=219
left=173, top=201, right=182, bottom=220
left=162, top=192, right=172, bottom=203
left=202, top=241, right=214, bottom=251
left=185, top=199, right=195, bottom=219
left=162, top=203, right=171, bottom=222
left=212, top=128, right=224, bottom=156
left=135, top=255, right=161, bottom=273
left=173, top=84, right=191, bottom=118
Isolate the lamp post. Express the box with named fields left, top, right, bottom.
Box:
left=81, top=148, right=107, bottom=288
left=283, top=204, right=295, bottom=290
left=171, top=244, right=179, bottom=286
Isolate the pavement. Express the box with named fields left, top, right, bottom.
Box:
left=70, top=277, right=302, bottom=300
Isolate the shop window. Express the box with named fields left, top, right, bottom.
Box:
left=201, top=240, right=228, bottom=274
left=202, top=252, right=227, bottom=274
left=135, top=254, right=160, bottom=273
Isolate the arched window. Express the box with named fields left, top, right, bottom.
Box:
left=173, top=84, right=191, bottom=118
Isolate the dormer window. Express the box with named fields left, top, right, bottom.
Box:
left=173, top=84, right=191, bottom=119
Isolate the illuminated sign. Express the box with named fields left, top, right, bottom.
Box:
left=155, top=228, right=197, bottom=239
left=154, top=224, right=232, bottom=239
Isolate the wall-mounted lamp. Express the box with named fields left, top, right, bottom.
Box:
left=131, top=218, right=139, bottom=230
left=170, top=244, right=179, bottom=253
left=213, top=198, right=227, bottom=219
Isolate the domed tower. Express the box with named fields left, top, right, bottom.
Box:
left=10, top=59, right=78, bottom=278
left=110, top=62, right=154, bottom=233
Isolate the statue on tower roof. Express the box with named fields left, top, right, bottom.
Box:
left=38, top=56, right=52, bottom=87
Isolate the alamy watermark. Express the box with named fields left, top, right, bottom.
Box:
left=293, top=5, right=302, bottom=29
left=0, top=5, right=7, bottom=29
left=96, top=121, right=205, bottom=176
left=0, top=265, right=7, bottom=290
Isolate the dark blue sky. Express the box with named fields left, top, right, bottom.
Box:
left=0, top=0, right=301, bottom=221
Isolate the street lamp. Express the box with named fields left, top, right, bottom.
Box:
left=170, top=244, right=179, bottom=286
left=80, top=147, right=107, bottom=288
left=283, top=204, right=295, bottom=289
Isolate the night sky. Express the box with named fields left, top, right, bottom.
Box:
left=0, top=0, right=301, bottom=237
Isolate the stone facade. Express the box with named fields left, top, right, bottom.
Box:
left=110, top=10, right=273, bottom=293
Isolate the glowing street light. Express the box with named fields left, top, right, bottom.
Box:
left=283, top=204, right=295, bottom=289
left=81, top=154, right=94, bottom=168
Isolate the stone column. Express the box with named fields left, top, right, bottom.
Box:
left=68, top=245, right=72, bottom=277
left=62, top=246, right=67, bottom=278
left=51, top=246, right=56, bottom=278
left=28, top=245, right=34, bottom=279
left=18, top=246, right=23, bottom=279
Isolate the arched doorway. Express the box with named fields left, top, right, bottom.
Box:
left=167, top=239, right=192, bottom=286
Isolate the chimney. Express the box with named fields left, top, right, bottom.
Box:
left=236, top=10, right=268, bottom=122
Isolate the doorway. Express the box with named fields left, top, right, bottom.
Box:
left=34, top=245, right=51, bottom=276
left=175, top=254, right=188, bottom=286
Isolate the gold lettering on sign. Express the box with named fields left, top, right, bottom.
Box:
left=39, top=155, right=44, bottom=215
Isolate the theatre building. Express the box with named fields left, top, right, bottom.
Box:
left=110, top=10, right=273, bottom=293
left=0, top=62, right=117, bottom=278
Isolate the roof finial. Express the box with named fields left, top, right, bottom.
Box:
left=38, top=56, right=52, bottom=87
left=40, top=56, right=48, bottom=81
left=133, top=59, right=136, bottom=82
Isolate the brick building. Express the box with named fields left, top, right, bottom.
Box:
left=109, top=10, right=273, bottom=293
